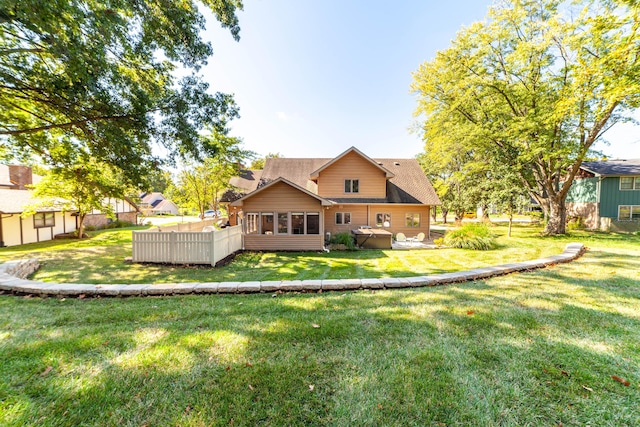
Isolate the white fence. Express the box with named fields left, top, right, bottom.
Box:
left=132, top=226, right=242, bottom=266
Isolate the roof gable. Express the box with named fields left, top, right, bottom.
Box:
left=309, top=146, right=394, bottom=180
left=230, top=177, right=332, bottom=207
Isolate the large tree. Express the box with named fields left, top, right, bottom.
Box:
left=0, top=0, right=243, bottom=184
left=412, top=0, right=640, bottom=234
left=172, top=129, right=254, bottom=219
left=27, top=159, right=126, bottom=239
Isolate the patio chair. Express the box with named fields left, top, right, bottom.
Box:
left=395, top=232, right=407, bottom=245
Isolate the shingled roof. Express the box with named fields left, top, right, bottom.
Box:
left=581, top=159, right=640, bottom=176
left=251, top=154, right=440, bottom=205
left=220, top=169, right=263, bottom=203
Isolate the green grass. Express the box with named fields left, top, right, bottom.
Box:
left=0, top=223, right=609, bottom=284
left=1, top=230, right=639, bottom=426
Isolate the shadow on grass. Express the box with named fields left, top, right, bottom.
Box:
left=2, top=264, right=639, bottom=426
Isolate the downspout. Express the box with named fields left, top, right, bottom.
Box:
left=20, top=215, right=23, bottom=245
left=596, top=176, right=603, bottom=230
left=0, top=212, right=4, bottom=247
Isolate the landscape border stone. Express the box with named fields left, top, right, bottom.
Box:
left=0, top=243, right=585, bottom=298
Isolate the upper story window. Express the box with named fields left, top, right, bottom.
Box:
left=620, top=176, right=640, bottom=190
left=344, top=179, right=359, bottom=193
left=34, top=212, right=55, bottom=228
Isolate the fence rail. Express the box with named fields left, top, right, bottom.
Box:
left=132, top=226, right=242, bottom=266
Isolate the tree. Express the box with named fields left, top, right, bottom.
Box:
left=412, top=0, right=640, bottom=234
left=27, top=159, right=126, bottom=239
left=174, top=130, right=254, bottom=218
left=249, top=152, right=282, bottom=170
left=0, top=0, right=243, bottom=184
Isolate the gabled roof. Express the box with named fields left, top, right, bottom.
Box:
left=140, top=192, right=165, bottom=204
left=230, top=177, right=333, bottom=207
left=309, top=146, right=394, bottom=180
left=220, top=169, right=263, bottom=203
left=581, top=159, right=640, bottom=176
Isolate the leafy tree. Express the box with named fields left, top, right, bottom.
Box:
left=249, top=152, right=282, bottom=170
left=0, top=0, right=243, bottom=184
left=27, top=159, right=126, bottom=238
left=174, top=130, right=254, bottom=218
left=412, top=0, right=640, bottom=234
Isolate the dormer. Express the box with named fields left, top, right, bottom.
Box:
left=310, top=147, right=394, bottom=199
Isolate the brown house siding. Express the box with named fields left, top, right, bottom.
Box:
left=565, top=202, right=599, bottom=229
left=324, top=204, right=431, bottom=237
left=244, top=235, right=323, bottom=251
left=316, top=151, right=387, bottom=199
left=242, top=181, right=322, bottom=211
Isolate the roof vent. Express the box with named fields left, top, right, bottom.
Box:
left=394, top=162, right=400, bottom=166
left=377, top=162, right=383, bottom=165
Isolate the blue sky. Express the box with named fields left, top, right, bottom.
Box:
left=198, top=0, right=640, bottom=160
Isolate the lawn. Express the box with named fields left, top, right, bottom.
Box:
left=0, top=227, right=639, bottom=425
left=0, top=223, right=609, bottom=284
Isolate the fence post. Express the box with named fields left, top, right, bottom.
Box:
left=214, top=230, right=219, bottom=267
left=170, top=232, right=176, bottom=264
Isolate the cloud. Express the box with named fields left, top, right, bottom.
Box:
left=276, top=111, right=289, bottom=120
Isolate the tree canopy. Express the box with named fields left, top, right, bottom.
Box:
left=412, top=0, right=640, bottom=234
left=0, top=0, right=243, bottom=185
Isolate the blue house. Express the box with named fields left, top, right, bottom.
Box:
left=566, top=159, right=640, bottom=232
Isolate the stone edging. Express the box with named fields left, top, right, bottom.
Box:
left=0, top=243, right=585, bottom=297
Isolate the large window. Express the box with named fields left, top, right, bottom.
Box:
left=620, top=177, right=640, bottom=190
left=336, top=212, right=351, bottom=225
left=344, top=179, right=359, bottom=193
left=291, top=213, right=305, bottom=235
left=246, top=213, right=259, bottom=234
left=306, top=213, right=320, bottom=234
left=405, top=213, right=421, bottom=228
left=33, top=212, right=55, bottom=228
left=618, top=205, right=640, bottom=220
left=261, top=213, right=274, bottom=234
left=375, top=213, right=391, bottom=227
left=277, top=213, right=289, bottom=234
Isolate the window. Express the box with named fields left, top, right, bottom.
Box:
left=375, top=213, right=391, bottom=227
left=335, top=212, right=351, bottom=225
left=618, top=205, right=640, bottom=220
left=620, top=177, right=640, bottom=190
left=292, top=213, right=305, bottom=235
left=33, top=212, right=55, bottom=228
left=261, top=213, right=274, bottom=234
left=405, top=213, right=421, bottom=228
left=246, top=213, right=259, bottom=234
left=277, top=213, right=289, bottom=234
left=344, top=179, right=359, bottom=193
left=306, top=213, right=320, bottom=234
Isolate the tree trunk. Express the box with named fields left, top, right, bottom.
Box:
left=77, top=214, right=86, bottom=239
left=442, top=208, right=449, bottom=224
left=544, top=196, right=566, bottom=235
left=508, top=212, right=513, bottom=237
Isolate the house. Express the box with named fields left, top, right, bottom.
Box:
left=138, top=192, right=180, bottom=216
left=225, top=147, right=441, bottom=251
left=0, top=165, right=140, bottom=246
left=566, top=159, right=640, bottom=232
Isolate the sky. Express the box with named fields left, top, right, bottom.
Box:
left=197, top=0, right=640, bottom=161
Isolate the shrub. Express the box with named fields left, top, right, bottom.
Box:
left=433, top=237, right=445, bottom=247
left=329, top=232, right=357, bottom=251
left=443, top=223, right=496, bottom=250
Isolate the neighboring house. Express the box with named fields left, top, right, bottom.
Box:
left=0, top=189, right=77, bottom=247
left=225, top=147, right=441, bottom=251
left=566, top=159, right=640, bottom=232
left=0, top=165, right=141, bottom=246
left=138, top=192, right=180, bottom=215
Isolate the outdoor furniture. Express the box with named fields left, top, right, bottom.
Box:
left=395, top=232, right=407, bottom=244
left=407, top=232, right=425, bottom=246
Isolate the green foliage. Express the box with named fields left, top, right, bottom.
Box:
left=171, top=130, right=255, bottom=217
left=249, top=152, right=282, bottom=170
left=329, top=232, right=357, bottom=251
left=412, top=0, right=640, bottom=235
left=0, top=0, right=243, bottom=184
left=443, top=223, right=497, bottom=250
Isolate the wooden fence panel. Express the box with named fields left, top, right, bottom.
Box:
left=132, top=226, right=242, bottom=266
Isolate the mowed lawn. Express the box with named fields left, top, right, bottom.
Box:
left=0, top=224, right=599, bottom=284
left=0, top=226, right=639, bottom=426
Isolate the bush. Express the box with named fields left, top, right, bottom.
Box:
left=443, top=223, right=496, bottom=250
left=329, top=232, right=357, bottom=251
